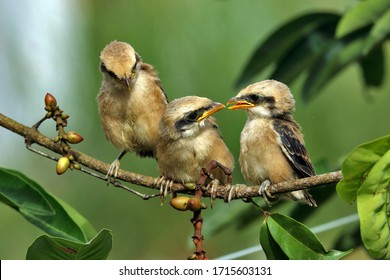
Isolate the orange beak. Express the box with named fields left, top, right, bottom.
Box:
left=197, top=103, right=225, bottom=122
left=227, top=98, right=255, bottom=110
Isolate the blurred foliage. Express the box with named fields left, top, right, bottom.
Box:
left=1, top=0, right=390, bottom=259
left=236, top=0, right=390, bottom=101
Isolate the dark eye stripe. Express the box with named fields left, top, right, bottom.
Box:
left=174, top=105, right=213, bottom=132
left=244, top=93, right=275, bottom=105
left=100, top=62, right=119, bottom=79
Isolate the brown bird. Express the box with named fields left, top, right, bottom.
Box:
left=97, top=41, right=168, bottom=180
left=227, top=80, right=317, bottom=207
left=156, top=96, right=234, bottom=193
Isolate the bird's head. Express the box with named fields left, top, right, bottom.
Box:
left=99, top=41, right=142, bottom=88
left=227, top=80, right=295, bottom=118
left=160, top=96, right=225, bottom=140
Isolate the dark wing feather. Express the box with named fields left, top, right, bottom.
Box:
left=273, top=119, right=315, bottom=177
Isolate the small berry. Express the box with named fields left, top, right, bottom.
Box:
left=56, top=157, right=70, bottom=175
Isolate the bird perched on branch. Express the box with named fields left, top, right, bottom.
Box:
left=156, top=96, right=234, bottom=197
left=227, top=80, right=317, bottom=207
left=97, top=41, right=168, bottom=180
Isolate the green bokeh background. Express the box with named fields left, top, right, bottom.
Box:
left=1, top=0, right=389, bottom=259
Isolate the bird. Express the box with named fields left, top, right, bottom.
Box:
left=97, top=40, right=168, bottom=180
left=227, top=79, right=317, bottom=207
left=156, top=96, right=234, bottom=196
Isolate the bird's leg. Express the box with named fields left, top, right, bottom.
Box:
left=200, top=160, right=233, bottom=206
left=106, top=150, right=127, bottom=184
left=259, top=179, right=273, bottom=206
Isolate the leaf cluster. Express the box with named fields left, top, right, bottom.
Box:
left=236, top=0, right=390, bottom=101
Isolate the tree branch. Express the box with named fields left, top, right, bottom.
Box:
left=0, top=112, right=343, bottom=200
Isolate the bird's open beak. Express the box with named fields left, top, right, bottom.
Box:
left=227, top=98, right=255, bottom=110
left=197, top=103, right=225, bottom=122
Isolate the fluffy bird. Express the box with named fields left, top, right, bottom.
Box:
left=227, top=80, right=317, bottom=207
left=97, top=41, right=168, bottom=180
left=156, top=96, right=234, bottom=187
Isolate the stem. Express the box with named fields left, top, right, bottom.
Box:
left=0, top=112, right=343, bottom=200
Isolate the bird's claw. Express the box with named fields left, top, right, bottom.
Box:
left=259, top=179, right=273, bottom=206
left=207, top=179, right=220, bottom=208
left=226, top=184, right=237, bottom=204
left=155, top=176, right=173, bottom=204
left=106, top=159, right=121, bottom=185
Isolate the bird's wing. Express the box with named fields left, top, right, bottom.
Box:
left=273, top=119, right=315, bottom=177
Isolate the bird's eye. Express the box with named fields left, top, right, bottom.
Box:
left=249, top=94, right=264, bottom=103
left=250, top=94, right=259, bottom=102
left=187, top=111, right=198, bottom=121
left=130, top=63, right=137, bottom=77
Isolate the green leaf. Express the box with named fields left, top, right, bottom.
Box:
left=0, top=167, right=97, bottom=242
left=302, top=26, right=371, bottom=101
left=235, top=12, right=340, bottom=89
left=26, top=229, right=112, bottom=260
left=271, top=19, right=338, bottom=84
left=0, top=168, right=54, bottom=216
left=260, top=219, right=288, bottom=260
left=336, top=0, right=390, bottom=38
left=266, top=213, right=352, bottom=260
left=56, top=197, right=97, bottom=242
left=357, top=149, right=390, bottom=259
left=359, top=44, right=384, bottom=87
left=362, top=8, right=390, bottom=54
left=336, top=135, right=390, bottom=203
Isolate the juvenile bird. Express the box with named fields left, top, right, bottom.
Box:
left=156, top=96, right=234, bottom=191
left=227, top=80, right=317, bottom=207
left=97, top=41, right=168, bottom=180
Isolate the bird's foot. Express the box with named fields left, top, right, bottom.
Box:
left=259, top=179, right=274, bottom=206
left=225, top=183, right=238, bottom=204
left=155, top=176, right=174, bottom=204
left=106, top=159, right=120, bottom=185
left=207, top=178, right=220, bottom=208
left=197, top=160, right=233, bottom=206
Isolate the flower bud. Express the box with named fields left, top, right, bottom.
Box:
left=53, top=136, right=60, bottom=143
left=44, top=93, right=57, bottom=107
left=66, top=131, right=84, bottom=144
left=186, top=198, right=207, bottom=212
left=61, top=113, right=69, bottom=120
left=170, top=196, right=190, bottom=211
left=56, top=156, right=70, bottom=175
left=183, top=182, right=196, bottom=190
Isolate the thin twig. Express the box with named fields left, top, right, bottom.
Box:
left=0, top=112, right=343, bottom=201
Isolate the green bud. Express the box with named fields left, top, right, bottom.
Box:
left=66, top=131, right=84, bottom=144
left=183, top=182, right=196, bottom=190
left=56, top=156, right=70, bottom=175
